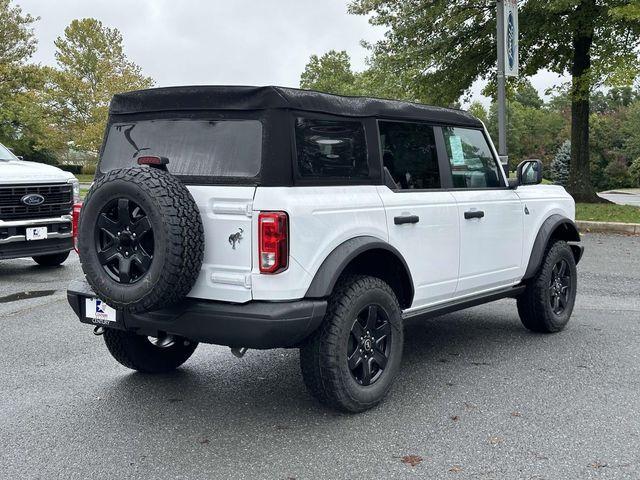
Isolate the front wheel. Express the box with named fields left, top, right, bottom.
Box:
left=32, top=251, right=70, bottom=266
left=103, top=329, right=198, bottom=373
left=300, top=275, right=404, bottom=412
left=517, top=240, right=577, bottom=333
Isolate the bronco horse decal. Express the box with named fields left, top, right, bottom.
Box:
left=228, top=228, right=243, bottom=249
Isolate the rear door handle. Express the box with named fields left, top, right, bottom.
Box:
left=394, top=215, right=420, bottom=225
left=464, top=210, right=485, bottom=219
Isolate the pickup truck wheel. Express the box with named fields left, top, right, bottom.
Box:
left=517, top=240, right=577, bottom=333
left=78, top=167, right=204, bottom=313
left=300, top=275, right=403, bottom=412
left=32, top=251, right=70, bottom=266
left=103, top=329, right=198, bottom=373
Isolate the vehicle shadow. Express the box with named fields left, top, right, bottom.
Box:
left=95, top=300, right=557, bottom=434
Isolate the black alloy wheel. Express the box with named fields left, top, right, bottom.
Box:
left=95, top=198, right=154, bottom=284
left=549, top=259, right=571, bottom=315
left=348, top=304, right=392, bottom=386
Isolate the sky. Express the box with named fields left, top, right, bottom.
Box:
left=19, top=0, right=566, bottom=107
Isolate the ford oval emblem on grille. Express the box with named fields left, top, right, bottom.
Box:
left=21, top=194, right=45, bottom=206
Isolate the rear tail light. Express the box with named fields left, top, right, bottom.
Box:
left=72, top=202, right=82, bottom=252
left=258, top=211, right=288, bottom=274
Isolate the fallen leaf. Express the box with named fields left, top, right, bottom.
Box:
left=464, top=402, right=477, bottom=411
left=401, top=455, right=423, bottom=467
left=199, top=438, right=210, bottom=445
left=449, top=465, right=463, bottom=473
left=589, top=461, right=608, bottom=469
left=510, top=411, right=521, bottom=417
left=451, top=415, right=460, bottom=422
left=488, top=436, right=503, bottom=445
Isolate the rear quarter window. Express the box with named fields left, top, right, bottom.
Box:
left=294, top=117, right=368, bottom=179
left=100, top=119, right=262, bottom=178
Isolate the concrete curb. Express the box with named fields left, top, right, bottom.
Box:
left=576, top=220, right=640, bottom=235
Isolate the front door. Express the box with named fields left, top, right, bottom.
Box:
left=441, top=126, right=524, bottom=297
left=377, top=121, right=460, bottom=308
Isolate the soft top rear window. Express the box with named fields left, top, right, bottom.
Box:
left=100, top=119, right=262, bottom=178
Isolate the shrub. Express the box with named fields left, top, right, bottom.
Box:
left=550, top=140, right=570, bottom=186
left=82, top=163, right=97, bottom=175
left=604, top=158, right=634, bottom=189
left=629, top=158, right=640, bottom=187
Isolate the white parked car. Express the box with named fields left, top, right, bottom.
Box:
left=67, top=86, right=583, bottom=412
left=0, top=142, right=79, bottom=265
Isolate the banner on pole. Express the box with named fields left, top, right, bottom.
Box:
left=503, top=0, right=518, bottom=77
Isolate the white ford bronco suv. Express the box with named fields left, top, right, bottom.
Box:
left=67, top=86, right=583, bottom=412
left=0, top=142, right=79, bottom=265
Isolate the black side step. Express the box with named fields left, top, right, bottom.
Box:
left=402, top=285, right=526, bottom=322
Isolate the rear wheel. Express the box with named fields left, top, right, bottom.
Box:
left=32, top=251, right=70, bottom=266
left=300, top=275, right=403, bottom=412
left=103, top=329, right=198, bottom=373
left=517, top=240, right=577, bottom=333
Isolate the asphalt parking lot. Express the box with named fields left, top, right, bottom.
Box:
left=1, top=233, right=639, bottom=480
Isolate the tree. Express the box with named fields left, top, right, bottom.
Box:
left=300, top=50, right=358, bottom=95
left=50, top=18, right=154, bottom=155
left=349, top=0, right=640, bottom=202
left=515, top=79, right=543, bottom=109
left=551, top=140, right=571, bottom=186
left=0, top=0, right=38, bottom=146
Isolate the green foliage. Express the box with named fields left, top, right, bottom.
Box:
left=551, top=141, right=571, bottom=186
left=300, top=50, right=358, bottom=95
left=49, top=18, right=154, bottom=154
left=0, top=3, right=153, bottom=163
left=629, top=158, right=640, bottom=187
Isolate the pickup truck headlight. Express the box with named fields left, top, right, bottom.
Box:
left=68, top=178, right=80, bottom=204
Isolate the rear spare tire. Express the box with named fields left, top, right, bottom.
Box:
left=78, top=167, right=204, bottom=313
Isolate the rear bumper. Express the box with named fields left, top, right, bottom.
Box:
left=67, top=279, right=327, bottom=349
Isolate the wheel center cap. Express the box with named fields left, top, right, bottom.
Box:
left=118, top=232, right=134, bottom=247
left=363, top=338, right=372, bottom=352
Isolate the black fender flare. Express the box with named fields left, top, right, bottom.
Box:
left=304, top=236, right=415, bottom=305
left=523, top=214, right=582, bottom=281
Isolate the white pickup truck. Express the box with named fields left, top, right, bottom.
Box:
left=0, top=142, right=80, bottom=266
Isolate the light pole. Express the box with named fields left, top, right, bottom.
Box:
left=496, top=0, right=508, bottom=173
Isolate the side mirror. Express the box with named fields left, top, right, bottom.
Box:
left=515, top=159, right=543, bottom=187
left=16, top=155, right=24, bottom=160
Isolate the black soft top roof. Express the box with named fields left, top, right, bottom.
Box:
left=109, top=86, right=482, bottom=128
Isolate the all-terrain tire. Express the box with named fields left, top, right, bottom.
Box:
left=32, top=251, right=70, bottom=266
left=517, top=240, right=577, bottom=333
left=78, top=167, right=204, bottom=313
left=103, top=329, right=198, bottom=373
left=300, top=275, right=404, bottom=413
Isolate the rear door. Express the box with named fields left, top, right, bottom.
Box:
left=441, top=126, right=524, bottom=297
left=376, top=121, right=460, bottom=308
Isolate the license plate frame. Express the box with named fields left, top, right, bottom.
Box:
left=84, top=297, right=118, bottom=325
left=26, top=226, right=48, bottom=241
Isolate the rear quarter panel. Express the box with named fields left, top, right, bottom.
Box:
left=251, top=186, right=387, bottom=301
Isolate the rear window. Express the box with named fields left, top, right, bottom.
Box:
left=100, top=119, right=262, bottom=178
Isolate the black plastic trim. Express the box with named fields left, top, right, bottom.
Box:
left=304, top=236, right=415, bottom=303
left=0, top=237, right=73, bottom=260
left=523, top=214, right=582, bottom=280
left=403, top=284, right=526, bottom=322
left=67, top=280, right=327, bottom=349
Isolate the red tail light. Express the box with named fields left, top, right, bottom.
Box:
left=72, top=202, right=82, bottom=252
left=258, top=211, right=288, bottom=274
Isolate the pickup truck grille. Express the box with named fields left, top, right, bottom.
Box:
left=0, top=184, right=73, bottom=221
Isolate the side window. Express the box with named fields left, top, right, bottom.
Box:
left=295, top=117, right=368, bottom=178
left=443, top=127, right=503, bottom=188
left=379, top=121, right=440, bottom=190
